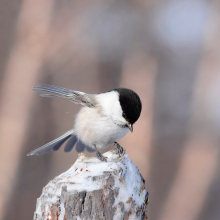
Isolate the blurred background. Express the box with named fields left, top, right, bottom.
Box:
left=0, top=0, right=220, bottom=219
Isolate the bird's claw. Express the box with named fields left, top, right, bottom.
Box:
left=96, top=151, right=107, bottom=162
left=114, top=142, right=125, bottom=157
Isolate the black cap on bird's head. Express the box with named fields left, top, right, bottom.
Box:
left=114, top=88, right=142, bottom=131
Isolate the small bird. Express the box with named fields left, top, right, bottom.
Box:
left=27, top=85, right=142, bottom=162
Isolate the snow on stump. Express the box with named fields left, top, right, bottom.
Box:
left=34, top=150, right=148, bottom=220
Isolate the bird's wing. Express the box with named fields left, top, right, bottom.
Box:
left=33, top=84, right=97, bottom=108
left=85, top=146, right=96, bottom=152
left=64, top=135, right=78, bottom=152
left=27, top=129, right=95, bottom=156
left=75, top=140, right=86, bottom=152
left=27, top=130, right=75, bottom=156
left=64, top=135, right=95, bottom=152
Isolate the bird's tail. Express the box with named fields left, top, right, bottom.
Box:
left=27, top=129, right=94, bottom=156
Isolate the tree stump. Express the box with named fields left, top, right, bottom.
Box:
left=33, top=150, right=148, bottom=220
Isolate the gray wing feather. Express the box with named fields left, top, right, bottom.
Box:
left=27, top=130, right=74, bottom=156
left=86, top=146, right=96, bottom=152
left=33, top=84, right=96, bottom=108
left=64, top=135, right=78, bottom=152
left=53, top=135, right=72, bottom=151
left=75, top=140, right=86, bottom=152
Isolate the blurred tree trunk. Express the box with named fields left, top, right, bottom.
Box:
left=0, top=0, right=22, bottom=84
left=149, top=52, right=199, bottom=219
left=98, top=61, right=122, bottom=91
left=0, top=0, right=54, bottom=218
left=148, top=1, right=209, bottom=218
left=3, top=74, right=56, bottom=220
left=193, top=1, right=220, bottom=219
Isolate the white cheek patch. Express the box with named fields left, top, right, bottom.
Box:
left=96, top=91, right=127, bottom=124
left=96, top=91, right=118, bottom=115
left=112, top=100, right=127, bottom=124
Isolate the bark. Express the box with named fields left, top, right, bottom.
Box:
left=33, top=150, right=148, bottom=220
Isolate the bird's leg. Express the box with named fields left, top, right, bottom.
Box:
left=114, top=142, right=126, bottom=157
left=94, top=145, right=107, bottom=162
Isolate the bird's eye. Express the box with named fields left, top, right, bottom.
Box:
left=122, top=112, right=126, bottom=118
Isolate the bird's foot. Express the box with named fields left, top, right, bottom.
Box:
left=114, top=142, right=126, bottom=157
left=96, top=151, right=107, bottom=162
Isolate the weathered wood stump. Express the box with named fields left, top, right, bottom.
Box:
left=34, top=150, right=148, bottom=220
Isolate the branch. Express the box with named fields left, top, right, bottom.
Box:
left=33, top=150, right=148, bottom=220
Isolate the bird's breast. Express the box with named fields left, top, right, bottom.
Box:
left=74, top=107, right=129, bottom=149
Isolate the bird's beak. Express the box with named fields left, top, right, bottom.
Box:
left=127, top=123, right=133, bottom=132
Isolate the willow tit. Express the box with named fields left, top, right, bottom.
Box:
left=27, top=85, right=142, bottom=162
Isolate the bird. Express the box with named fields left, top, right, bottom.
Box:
left=27, top=85, right=142, bottom=162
